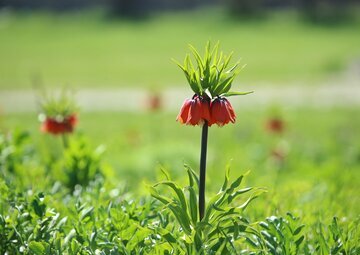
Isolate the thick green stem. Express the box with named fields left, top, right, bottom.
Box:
left=62, top=134, right=69, bottom=149
left=199, top=121, right=208, bottom=221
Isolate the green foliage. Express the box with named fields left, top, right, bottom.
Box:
left=2, top=9, right=359, bottom=90
left=0, top=188, right=68, bottom=255
left=309, top=216, right=360, bottom=255
left=38, top=90, right=78, bottom=119
left=174, top=42, right=252, bottom=98
left=0, top=130, right=33, bottom=175
left=255, top=213, right=306, bottom=254
left=1, top=113, right=360, bottom=254
left=150, top=165, right=265, bottom=254
left=59, top=138, right=105, bottom=192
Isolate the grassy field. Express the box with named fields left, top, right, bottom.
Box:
left=0, top=8, right=360, bottom=90
left=2, top=107, right=359, bottom=220
left=1, top=7, right=360, bottom=253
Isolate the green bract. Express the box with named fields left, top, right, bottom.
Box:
left=39, top=90, right=78, bottom=119
left=174, top=42, right=253, bottom=98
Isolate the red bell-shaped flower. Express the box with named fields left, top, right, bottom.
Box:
left=209, top=97, right=236, bottom=127
left=177, top=95, right=210, bottom=126
left=41, top=114, right=77, bottom=135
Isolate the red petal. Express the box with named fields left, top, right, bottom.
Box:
left=176, top=99, right=191, bottom=124
left=187, top=99, right=202, bottom=125
left=224, top=98, right=236, bottom=123
left=200, top=99, right=211, bottom=122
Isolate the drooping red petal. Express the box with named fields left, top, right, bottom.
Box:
left=209, top=98, right=236, bottom=127
left=41, top=114, right=77, bottom=135
left=186, top=98, right=202, bottom=125
left=200, top=98, right=211, bottom=123
left=209, top=99, right=225, bottom=126
left=64, top=114, right=77, bottom=132
left=223, top=98, right=236, bottom=123
left=68, top=114, right=77, bottom=126
left=176, top=99, right=191, bottom=124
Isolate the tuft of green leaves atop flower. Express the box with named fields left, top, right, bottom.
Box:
left=174, top=41, right=253, bottom=99
left=38, top=91, right=78, bottom=120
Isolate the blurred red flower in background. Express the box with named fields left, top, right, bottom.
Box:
left=209, top=97, right=236, bottom=127
left=147, top=92, right=162, bottom=111
left=41, top=114, right=77, bottom=135
left=176, top=95, right=210, bottom=126
left=266, top=118, right=284, bottom=134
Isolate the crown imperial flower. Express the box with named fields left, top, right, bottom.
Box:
left=174, top=42, right=253, bottom=221
left=177, top=95, right=210, bottom=126
left=175, top=42, right=252, bottom=128
left=41, top=114, right=77, bottom=135
left=38, top=91, right=78, bottom=136
left=209, top=97, right=236, bottom=127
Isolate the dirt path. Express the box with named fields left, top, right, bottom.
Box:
left=1, top=77, right=359, bottom=113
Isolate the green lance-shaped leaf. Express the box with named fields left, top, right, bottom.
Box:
left=222, top=91, right=254, bottom=97
left=168, top=203, right=192, bottom=235
left=186, top=185, right=198, bottom=224
left=63, top=229, right=77, bottom=247
left=203, top=192, right=223, bottom=222
left=208, top=66, right=220, bottom=92
left=221, top=73, right=238, bottom=94
left=173, top=57, right=200, bottom=95
left=221, top=163, right=231, bottom=192
left=226, top=61, right=240, bottom=74
left=155, top=181, right=188, bottom=214
left=185, top=55, right=202, bottom=94
left=191, top=71, right=203, bottom=94
left=79, top=206, right=94, bottom=221
left=160, top=166, right=171, bottom=181
left=227, top=187, right=254, bottom=204
left=149, top=186, right=172, bottom=205
left=293, top=225, right=305, bottom=236
left=212, top=75, right=235, bottom=96
left=210, top=42, right=220, bottom=65
left=29, top=241, right=45, bottom=255
left=189, top=44, right=204, bottom=71
left=227, top=175, right=245, bottom=194
left=237, top=190, right=265, bottom=211
left=295, top=235, right=305, bottom=248
left=149, top=185, right=192, bottom=235
left=185, top=165, right=199, bottom=189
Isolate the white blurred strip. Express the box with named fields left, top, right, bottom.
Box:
left=0, top=83, right=359, bottom=113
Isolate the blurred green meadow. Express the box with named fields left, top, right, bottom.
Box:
left=0, top=8, right=360, bottom=89
left=2, top=107, right=359, bottom=219
left=1, top=5, right=360, bottom=253
left=1, top=2, right=360, bottom=213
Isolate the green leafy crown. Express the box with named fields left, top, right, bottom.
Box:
left=39, top=90, right=78, bottom=119
left=174, top=41, right=253, bottom=98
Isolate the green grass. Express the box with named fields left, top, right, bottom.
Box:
left=0, top=8, right=359, bottom=89
left=2, top=107, right=359, bottom=220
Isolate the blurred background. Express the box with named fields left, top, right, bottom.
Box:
left=0, top=0, right=359, bottom=216
left=0, top=0, right=359, bottom=90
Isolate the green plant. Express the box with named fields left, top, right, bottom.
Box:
left=150, top=165, right=265, bottom=254
left=310, top=217, right=360, bottom=255
left=175, top=42, right=253, bottom=222
left=59, top=138, right=105, bottom=192
left=0, top=130, right=33, bottom=175
left=255, top=213, right=306, bottom=255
